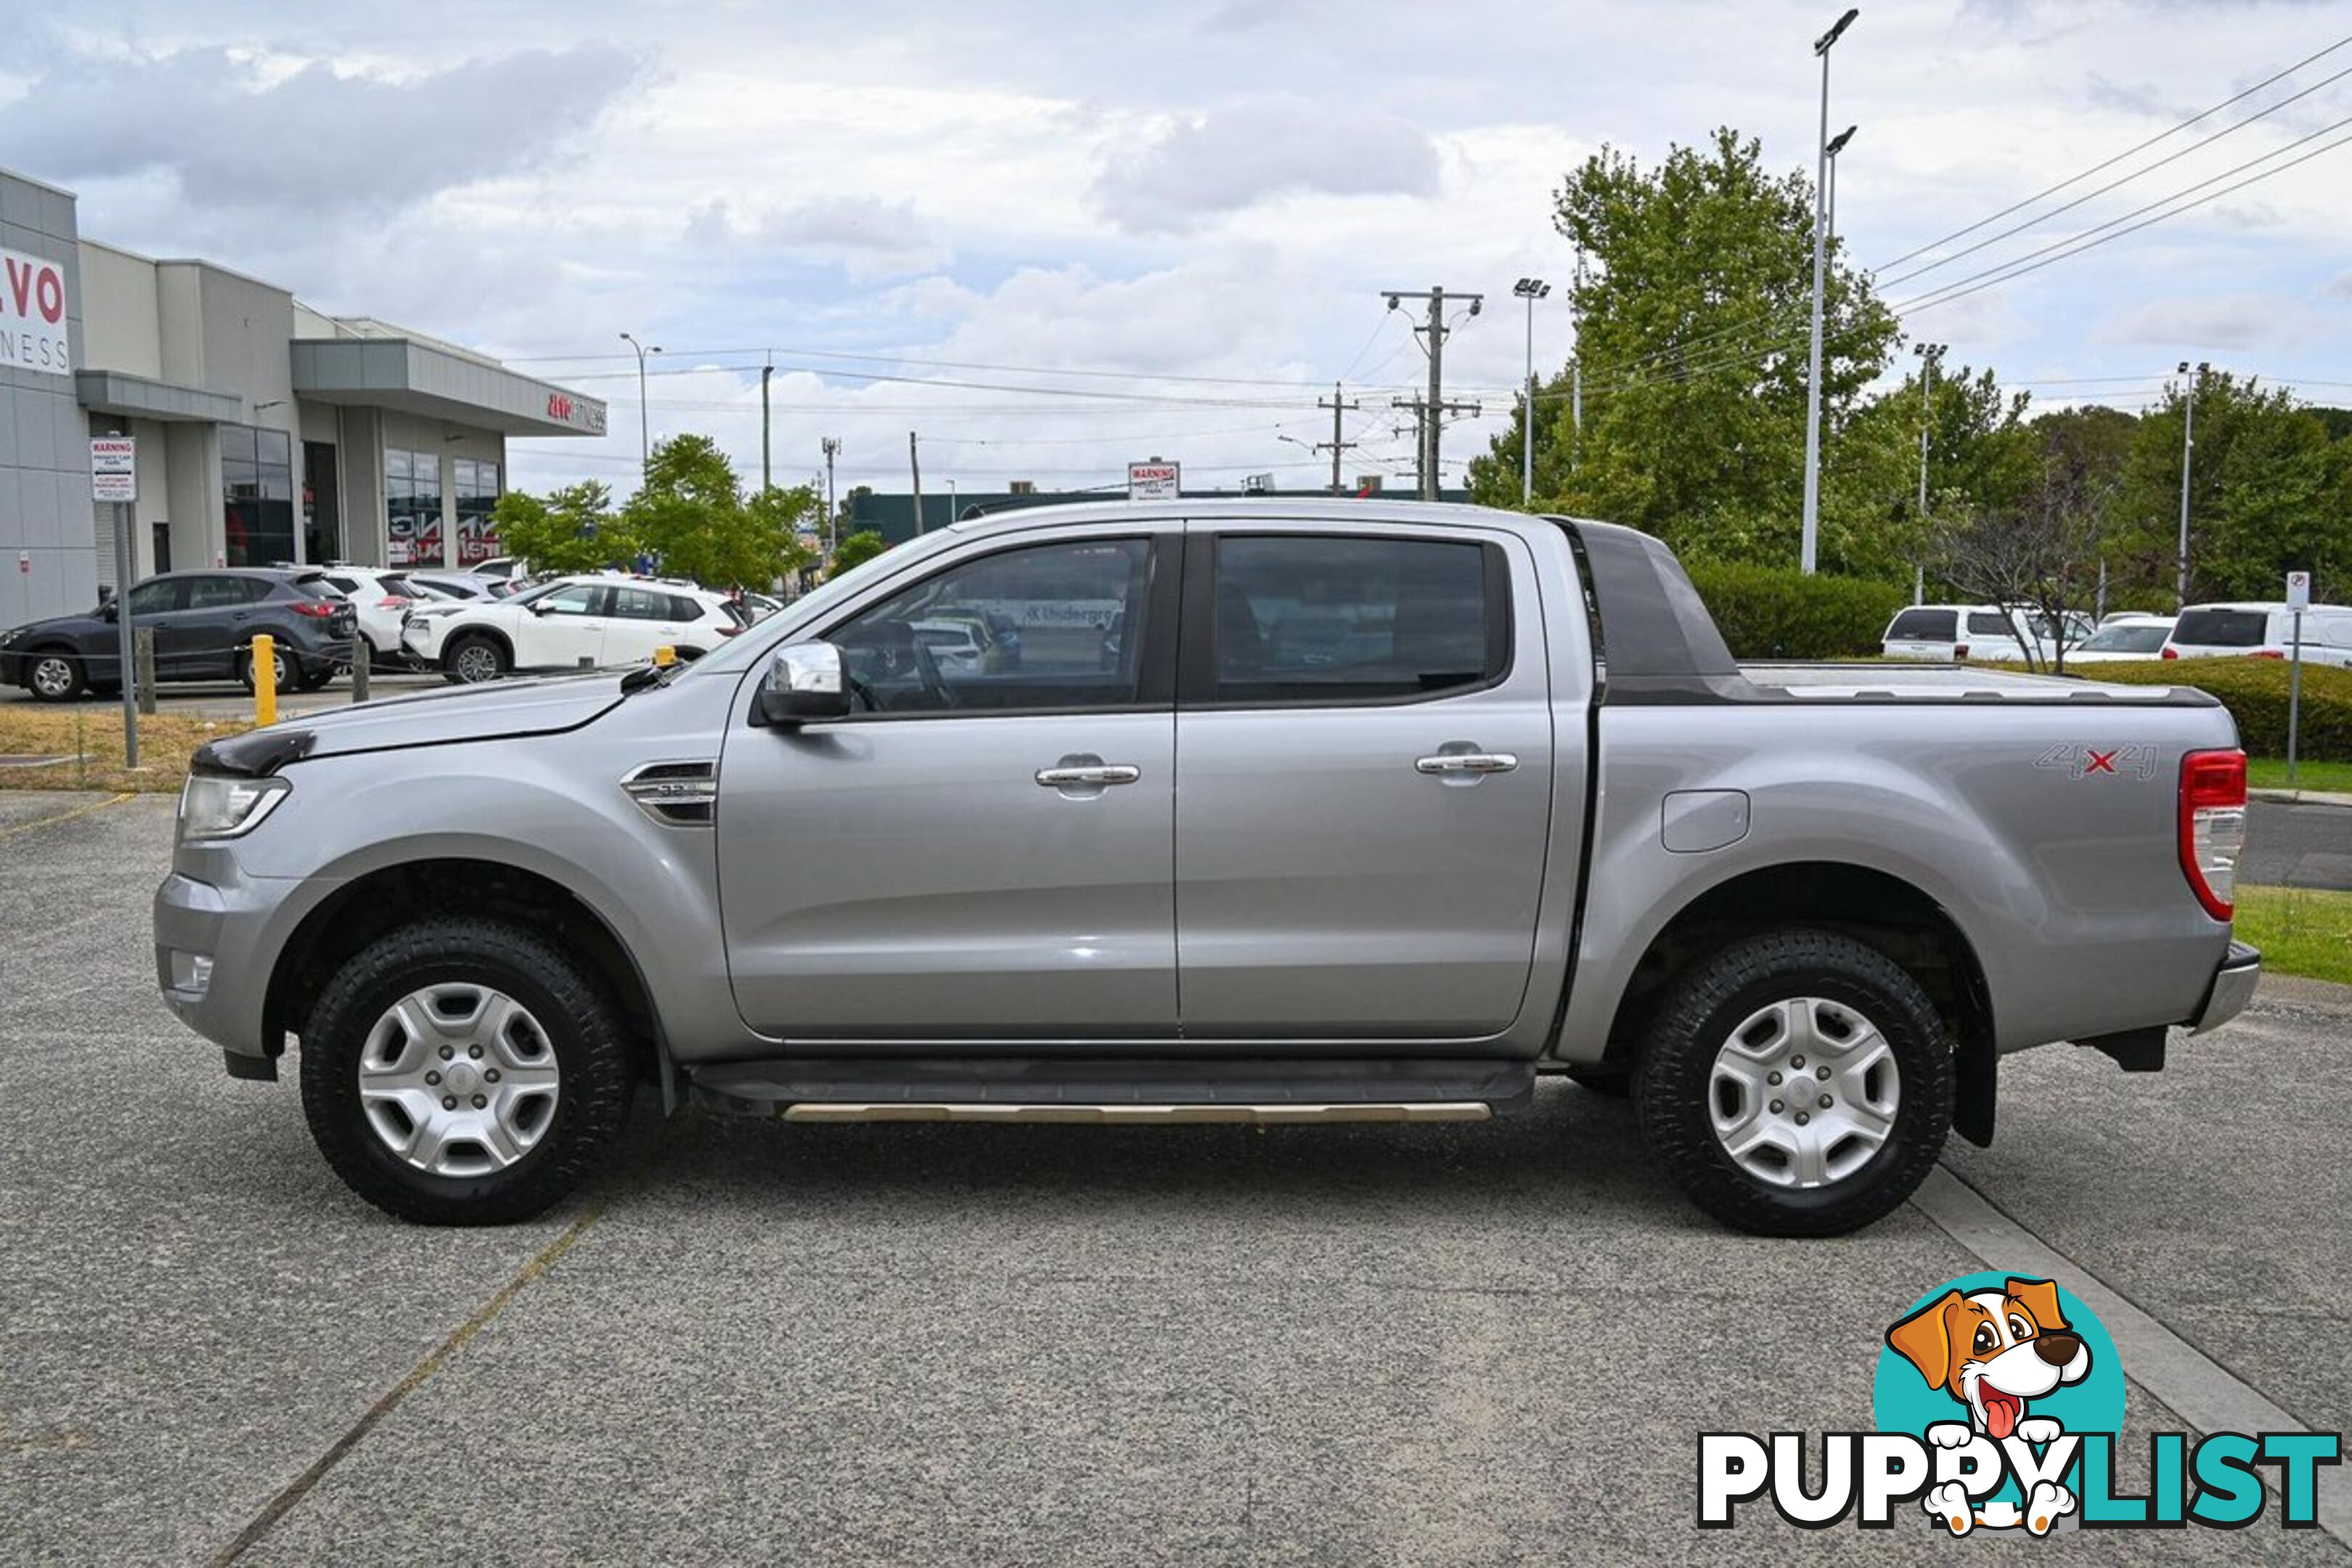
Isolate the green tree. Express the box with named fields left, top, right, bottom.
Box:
left=624, top=434, right=818, bottom=589
left=832, top=530, right=889, bottom=573
left=1469, top=127, right=1900, bottom=571
left=488, top=480, right=634, bottom=576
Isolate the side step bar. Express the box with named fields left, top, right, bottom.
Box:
left=686, top=1057, right=1534, bottom=1122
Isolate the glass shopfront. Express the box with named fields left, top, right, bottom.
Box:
left=222, top=425, right=295, bottom=567
left=454, top=457, right=502, bottom=565
left=386, top=449, right=444, bottom=566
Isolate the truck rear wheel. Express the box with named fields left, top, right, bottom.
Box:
left=1634, top=929, right=1952, bottom=1237
left=298, top=917, right=635, bottom=1225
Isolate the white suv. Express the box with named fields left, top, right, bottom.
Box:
left=1880, top=604, right=2088, bottom=663
left=318, top=567, right=423, bottom=668
left=2163, top=602, right=2352, bottom=667
left=401, top=574, right=746, bottom=683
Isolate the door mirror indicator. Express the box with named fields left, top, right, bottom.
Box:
left=758, top=641, right=852, bottom=725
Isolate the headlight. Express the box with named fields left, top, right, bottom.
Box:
left=178, top=774, right=290, bottom=841
left=0, top=627, right=21, bottom=646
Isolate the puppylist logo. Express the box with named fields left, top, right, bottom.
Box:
left=1699, top=1272, right=2340, bottom=1535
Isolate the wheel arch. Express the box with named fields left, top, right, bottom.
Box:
left=1597, top=860, right=1997, bottom=1146
left=442, top=624, right=515, bottom=666
left=264, top=856, right=667, bottom=1094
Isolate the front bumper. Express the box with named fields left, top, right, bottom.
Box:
left=2190, top=940, right=2262, bottom=1034
left=155, top=858, right=343, bottom=1079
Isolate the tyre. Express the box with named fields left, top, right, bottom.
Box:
left=1633, top=929, right=1953, bottom=1238
left=298, top=917, right=637, bottom=1225
left=237, top=642, right=294, bottom=695
left=23, top=650, right=83, bottom=702
left=444, top=633, right=508, bottom=685
left=1564, top=1066, right=1630, bottom=1098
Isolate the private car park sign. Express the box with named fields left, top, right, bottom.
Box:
left=91, top=436, right=137, bottom=502
left=1128, top=462, right=1180, bottom=502
left=1, top=245, right=72, bottom=377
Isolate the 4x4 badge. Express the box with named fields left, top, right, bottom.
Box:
left=2035, top=744, right=2157, bottom=780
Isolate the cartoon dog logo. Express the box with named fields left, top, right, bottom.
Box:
left=1886, top=1276, right=2091, bottom=1535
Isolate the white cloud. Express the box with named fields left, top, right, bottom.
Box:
left=2096, top=291, right=2295, bottom=350
left=1093, top=97, right=1441, bottom=234
left=684, top=196, right=950, bottom=281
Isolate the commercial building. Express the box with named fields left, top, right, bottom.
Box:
left=1, top=163, right=605, bottom=627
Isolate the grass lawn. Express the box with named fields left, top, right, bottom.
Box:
left=2245, top=756, right=2352, bottom=793
left=2233, top=885, right=2352, bottom=987
left=0, top=707, right=253, bottom=792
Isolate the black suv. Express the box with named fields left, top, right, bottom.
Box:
left=0, top=569, right=358, bottom=701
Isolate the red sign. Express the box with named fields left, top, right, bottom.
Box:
left=548, top=393, right=573, bottom=422
left=1, top=245, right=70, bottom=378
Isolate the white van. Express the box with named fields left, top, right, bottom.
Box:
left=2163, top=603, right=2352, bottom=667
left=1881, top=604, right=2087, bottom=663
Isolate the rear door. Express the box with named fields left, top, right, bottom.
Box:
left=603, top=584, right=690, bottom=663
left=1172, top=520, right=1555, bottom=1040
left=513, top=582, right=609, bottom=670
left=176, top=574, right=260, bottom=677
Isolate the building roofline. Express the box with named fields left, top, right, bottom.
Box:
left=0, top=163, right=76, bottom=199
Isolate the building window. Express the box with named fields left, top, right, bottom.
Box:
left=386, top=449, right=444, bottom=566
left=454, top=457, right=502, bottom=566
left=222, top=425, right=295, bottom=567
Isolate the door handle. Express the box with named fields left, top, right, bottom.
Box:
left=1036, top=764, right=1141, bottom=787
left=1415, top=751, right=1518, bottom=775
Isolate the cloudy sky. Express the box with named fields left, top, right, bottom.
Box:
left=5, top=0, right=2350, bottom=500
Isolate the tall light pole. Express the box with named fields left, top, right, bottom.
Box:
left=2177, top=360, right=2209, bottom=608
left=820, top=436, right=841, bottom=559
left=1800, top=7, right=1859, bottom=576
left=1514, top=277, right=1550, bottom=506
left=1913, top=341, right=1945, bottom=605
left=619, top=331, right=661, bottom=485
left=1824, top=125, right=1856, bottom=248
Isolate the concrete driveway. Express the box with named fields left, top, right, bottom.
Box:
left=2, top=794, right=2345, bottom=1564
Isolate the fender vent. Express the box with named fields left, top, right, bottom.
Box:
left=623, top=759, right=716, bottom=826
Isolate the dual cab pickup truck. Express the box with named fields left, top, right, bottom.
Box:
left=155, top=500, right=2258, bottom=1236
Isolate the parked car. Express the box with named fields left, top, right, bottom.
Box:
left=470, top=556, right=525, bottom=580
left=404, top=573, right=498, bottom=602
left=2, top=568, right=356, bottom=700
left=157, top=500, right=2255, bottom=1237
left=1880, top=604, right=2088, bottom=663
left=317, top=567, right=422, bottom=669
left=2067, top=615, right=2176, bottom=663
left=399, top=573, right=746, bottom=683
left=2162, top=602, right=2352, bottom=667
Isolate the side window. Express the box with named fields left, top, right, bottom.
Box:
left=187, top=576, right=250, bottom=610
left=610, top=586, right=673, bottom=621
left=1967, top=611, right=2016, bottom=637
left=828, top=537, right=1153, bottom=716
left=671, top=594, right=710, bottom=622
left=125, top=579, right=181, bottom=616
left=1206, top=535, right=1502, bottom=704
left=534, top=584, right=604, bottom=617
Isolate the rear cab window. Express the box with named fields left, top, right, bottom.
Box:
left=2173, top=608, right=2271, bottom=648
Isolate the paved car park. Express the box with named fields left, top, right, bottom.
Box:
left=3, top=793, right=2348, bottom=1564
left=0, top=672, right=446, bottom=722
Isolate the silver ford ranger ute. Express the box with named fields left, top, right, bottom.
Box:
left=154, top=501, right=2259, bottom=1235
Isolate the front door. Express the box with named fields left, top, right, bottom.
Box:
left=717, top=531, right=1178, bottom=1042
left=1173, top=524, right=1557, bottom=1041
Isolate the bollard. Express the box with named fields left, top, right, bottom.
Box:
left=253, top=634, right=277, bottom=727
left=351, top=641, right=370, bottom=704
left=134, top=626, right=158, bottom=716
left=653, top=645, right=677, bottom=669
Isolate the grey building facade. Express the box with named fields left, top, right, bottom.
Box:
left=1, top=163, right=605, bottom=629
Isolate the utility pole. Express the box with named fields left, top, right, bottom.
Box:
left=760, top=362, right=773, bottom=491
left=619, top=331, right=661, bottom=486
left=1800, top=7, right=1861, bottom=576
left=909, top=430, right=923, bottom=535
left=1317, top=383, right=1360, bottom=494
left=821, top=436, right=841, bottom=558
left=1381, top=285, right=1483, bottom=499
left=2176, top=360, right=2208, bottom=608
left=1913, top=342, right=1944, bottom=605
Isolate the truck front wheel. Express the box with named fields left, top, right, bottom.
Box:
left=298, top=917, right=636, bottom=1225
left=1634, top=929, right=1953, bottom=1237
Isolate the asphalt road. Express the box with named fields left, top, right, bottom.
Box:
left=0, top=671, right=446, bottom=722
left=2247, top=797, right=2352, bottom=891
left=3, top=795, right=2347, bottom=1564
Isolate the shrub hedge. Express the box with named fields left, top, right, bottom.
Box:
left=2047, top=656, right=2352, bottom=761
left=1683, top=562, right=1909, bottom=661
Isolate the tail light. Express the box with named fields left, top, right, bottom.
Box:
left=289, top=600, right=335, bottom=618
left=379, top=595, right=412, bottom=609
left=2161, top=646, right=2179, bottom=659
left=2179, top=749, right=2246, bottom=920
left=716, top=624, right=743, bottom=637
left=1953, top=644, right=1969, bottom=661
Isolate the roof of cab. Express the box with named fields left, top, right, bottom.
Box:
left=944, top=495, right=1557, bottom=540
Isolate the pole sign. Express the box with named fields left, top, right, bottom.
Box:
left=91, top=436, right=137, bottom=503
left=2287, top=570, right=2312, bottom=611
left=1127, top=461, right=1180, bottom=502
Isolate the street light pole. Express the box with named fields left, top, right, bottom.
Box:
left=1800, top=7, right=1858, bottom=576
left=1514, top=277, right=1550, bottom=506
left=1913, top=341, right=1944, bottom=606
left=1825, top=125, right=1855, bottom=249
left=619, top=332, right=661, bottom=485
left=820, top=436, right=841, bottom=560
left=2176, top=360, right=2208, bottom=608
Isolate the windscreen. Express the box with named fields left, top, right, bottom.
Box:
left=2081, top=624, right=2171, bottom=652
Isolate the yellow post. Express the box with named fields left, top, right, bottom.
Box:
left=252, top=634, right=277, bottom=727
left=653, top=645, right=677, bottom=669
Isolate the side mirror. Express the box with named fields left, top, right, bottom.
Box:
left=757, top=640, right=852, bottom=725
left=101, top=601, right=121, bottom=622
